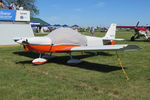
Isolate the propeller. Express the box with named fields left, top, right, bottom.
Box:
left=14, top=38, right=29, bottom=45
left=22, top=39, right=29, bottom=45
left=134, top=21, right=140, bottom=33
left=135, top=21, right=140, bottom=28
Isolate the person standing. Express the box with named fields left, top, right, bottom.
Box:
left=17, top=4, right=23, bottom=10
left=90, top=27, right=95, bottom=36
left=0, top=0, right=5, bottom=9
left=9, top=2, right=16, bottom=10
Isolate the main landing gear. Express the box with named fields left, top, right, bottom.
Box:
left=67, top=52, right=82, bottom=65
left=130, top=34, right=139, bottom=41
left=32, top=52, right=82, bottom=65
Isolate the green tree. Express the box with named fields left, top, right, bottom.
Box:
left=3, top=0, right=39, bottom=16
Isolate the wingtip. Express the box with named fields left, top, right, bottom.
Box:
left=121, top=45, right=141, bottom=51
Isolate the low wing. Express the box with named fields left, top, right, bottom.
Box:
left=71, top=44, right=140, bottom=52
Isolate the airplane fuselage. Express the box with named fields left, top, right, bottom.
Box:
left=22, top=35, right=114, bottom=53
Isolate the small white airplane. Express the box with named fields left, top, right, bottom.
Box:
left=14, top=24, right=140, bottom=65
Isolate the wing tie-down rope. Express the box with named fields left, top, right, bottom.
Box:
left=116, top=51, right=129, bottom=81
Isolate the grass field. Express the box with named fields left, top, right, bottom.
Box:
left=0, top=30, right=150, bottom=100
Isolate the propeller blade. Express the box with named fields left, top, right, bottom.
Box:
left=136, top=21, right=140, bottom=27
left=14, top=38, right=29, bottom=45
left=22, top=39, right=29, bottom=45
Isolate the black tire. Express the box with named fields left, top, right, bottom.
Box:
left=147, top=37, right=150, bottom=42
left=131, top=36, right=135, bottom=41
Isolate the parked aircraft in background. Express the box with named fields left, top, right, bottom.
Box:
left=117, top=21, right=150, bottom=41
left=14, top=24, right=140, bottom=65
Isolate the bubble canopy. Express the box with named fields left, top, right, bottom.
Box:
left=47, top=28, right=87, bottom=46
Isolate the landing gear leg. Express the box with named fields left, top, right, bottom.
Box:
left=41, top=44, right=56, bottom=59
left=39, top=53, right=42, bottom=58
left=32, top=53, right=48, bottom=65
left=68, top=52, right=73, bottom=59
left=67, top=52, right=81, bottom=65
left=50, top=52, right=53, bottom=56
left=42, top=52, right=56, bottom=59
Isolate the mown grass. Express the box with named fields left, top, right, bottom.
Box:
left=0, top=30, right=150, bottom=100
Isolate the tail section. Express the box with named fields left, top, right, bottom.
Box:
left=103, top=24, right=116, bottom=39
left=102, top=24, right=116, bottom=45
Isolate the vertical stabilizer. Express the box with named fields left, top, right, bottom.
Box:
left=103, top=24, right=116, bottom=39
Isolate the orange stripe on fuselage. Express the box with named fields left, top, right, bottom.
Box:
left=24, top=45, right=79, bottom=53
left=24, top=45, right=51, bottom=53
left=52, top=45, right=78, bottom=53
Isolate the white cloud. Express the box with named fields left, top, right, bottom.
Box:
left=96, top=2, right=105, bottom=7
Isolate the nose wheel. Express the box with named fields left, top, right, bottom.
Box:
left=32, top=53, right=55, bottom=65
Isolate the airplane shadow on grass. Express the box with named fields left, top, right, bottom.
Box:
left=13, top=51, right=123, bottom=73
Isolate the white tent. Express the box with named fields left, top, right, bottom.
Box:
left=0, top=23, right=34, bottom=45
left=0, top=10, right=34, bottom=45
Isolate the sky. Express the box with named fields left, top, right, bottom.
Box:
left=36, top=0, right=150, bottom=27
